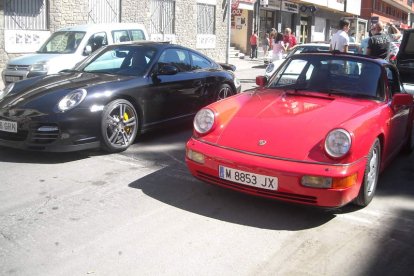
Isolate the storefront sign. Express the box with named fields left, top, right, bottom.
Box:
left=231, top=0, right=240, bottom=9
left=232, top=9, right=243, bottom=16
left=5, top=30, right=50, bottom=53
left=370, top=16, right=379, bottom=24
left=327, top=0, right=345, bottom=12
left=266, top=0, right=281, bottom=10
left=281, top=1, right=299, bottom=13
left=196, top=34, right=216, bottom=49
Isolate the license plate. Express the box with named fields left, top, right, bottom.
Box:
left=0, top=120, right=18, bottom=133
left=219, top=165, right=278, bottom=191
left=5, top=76, right=22, bottom=82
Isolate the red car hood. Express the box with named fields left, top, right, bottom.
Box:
left=209, top=90, right=378, bottom=162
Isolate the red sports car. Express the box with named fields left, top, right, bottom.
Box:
left=186, top=52, right=414, bottom=208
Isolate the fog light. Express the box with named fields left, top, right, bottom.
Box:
left=332, top=173, right=358, bottom=189
left=301, top=176, right=332, bottom=188
left=186, top=149, right=205, bottom=164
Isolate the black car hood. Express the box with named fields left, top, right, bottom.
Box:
left=0, top=72, right=137, bottom=110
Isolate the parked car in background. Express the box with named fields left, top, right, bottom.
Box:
left=186, top=52, right=414, bottom=208
left=265, top=43, right=330, bottom=77
left=2, top=23, right=149, bottom=86
left=0, top=42, right=241, bottom=153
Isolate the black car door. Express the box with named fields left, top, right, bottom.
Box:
left=189, top=51, right=219, bottom=110
left=397, top=29, right=414, bottom=83
left=149, top=48, right=206, bottom=123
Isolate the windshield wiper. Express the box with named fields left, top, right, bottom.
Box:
left=324, top=89, right=374, bottom=99
left=60, top=69, right=80, bottom=73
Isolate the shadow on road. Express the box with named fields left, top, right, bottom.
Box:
left=128, top=164, right=336, bottom=231
left=376, top=151, right=414, bottom=197
left=0, top=146, right=101, bottom=164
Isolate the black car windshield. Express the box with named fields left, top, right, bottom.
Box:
left=37, top=31, right=86, bottom=54
left=82, top=45, right=157, bottom=76
left=288, top=45, right=329, bottom=58
left=268, top=55, right=383, bottom=100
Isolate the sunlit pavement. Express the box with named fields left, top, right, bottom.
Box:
left=1, top=57, right=414, bottom=275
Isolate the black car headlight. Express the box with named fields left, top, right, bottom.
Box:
left=0, top=83, right=15, bottom=101
left=57, top=89, right=87, bottom=112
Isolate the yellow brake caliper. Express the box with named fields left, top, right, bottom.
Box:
left=123, top=112, right=131, bottom=134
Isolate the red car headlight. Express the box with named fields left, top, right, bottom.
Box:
left=194, top=108, right=215, bottom=134
left=324, top=129, right=352, bottom=158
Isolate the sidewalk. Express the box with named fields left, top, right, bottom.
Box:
left=229, top=56, right=266, bottom=71
left=229, top=56, right=267, bottom=91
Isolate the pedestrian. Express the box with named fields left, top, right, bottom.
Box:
left=386, top=23, right=402, bottom=62
left=272, top=33, right=285, bottom=61
left=349, top=32, right=356, bottom=43
left=387, top=23, right=402, bottom=41
left=283, top=28, right=297, bottom=50
left=249, top=30, right=258, bottom=59
left=359, top=30, right=372, bottom=55
left=366, top=22, right=391, bottom=59
left=330, top=18, right=350, bottom=52
left=269, top=28, right=276, bottom=50
left=262, top=33, right=270, bottom=58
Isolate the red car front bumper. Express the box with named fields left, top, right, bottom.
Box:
left=186, top=138, right=367, bottom=208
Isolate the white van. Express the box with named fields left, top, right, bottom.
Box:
left=2, top=23, right=149, bottom=85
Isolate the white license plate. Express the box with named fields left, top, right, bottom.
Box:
left=5, top=76, right=22, bottom=82
left=0, top=120, right=18, bottom=133
left=219, top=165, right=278, bottom=191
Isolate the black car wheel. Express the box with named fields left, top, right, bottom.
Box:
left=101, top=99, right=138, bottom=153
left=354, top=139, right=381, bottom=207
left=216, top=84, right=234, bottom=101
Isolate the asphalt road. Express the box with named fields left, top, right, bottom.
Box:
left=1, top=62, right=414, bottom=275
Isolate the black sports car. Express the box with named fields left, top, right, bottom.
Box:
left=0, top=42, right=241, bottom=152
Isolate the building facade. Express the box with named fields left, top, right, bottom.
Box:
left=0, top=0, right=231, bottom=79
left=360, top=0, right=414, bottom=29
left=231, top=0, right=366, bottom=56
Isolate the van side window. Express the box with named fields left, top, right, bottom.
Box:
left=113, top=30, right=130, bottom=43
left=86, top=32, right=108, bottom=53
left=130, top=30, right=146, bottom=41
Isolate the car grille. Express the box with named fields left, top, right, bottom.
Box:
left=30, top=124, right=60, bottom=144
left=6, top=65, right=30, bottom=71
left=196, top=171, right=317, bottom=204
left=0, top=130, right=28, bottom=141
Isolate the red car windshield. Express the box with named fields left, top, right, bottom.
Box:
left=268, top=55, right=383, bottom=100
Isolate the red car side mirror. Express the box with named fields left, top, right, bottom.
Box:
left=392, top=93, right=413, bottom=107
left=256, top=76, right=267, bottom=87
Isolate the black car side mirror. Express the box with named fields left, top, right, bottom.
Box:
left=158, top=65, right=178, bottom=75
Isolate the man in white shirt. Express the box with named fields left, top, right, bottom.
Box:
left=330, top=19, right=350, bottom=52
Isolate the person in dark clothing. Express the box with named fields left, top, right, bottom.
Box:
left=367, top=22, right=391, bottom=59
